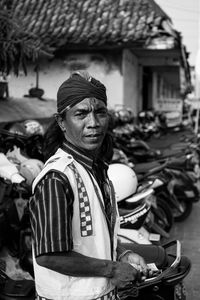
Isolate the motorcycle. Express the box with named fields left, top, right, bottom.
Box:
left=137, top=109, right=166, bottom=139
left=0, top=152, right=36, bottom=265
left=0, top=122, right=45, bottom=162
left=108, top=161, right=191, bottom=299
left=108, top=163, right=171, bottom=243
left=0, top=267, right=35, bottom=300
left=118, top=239, right=191, bottom=300
left=108, top=107, right=162, bottom=164
left=109, top=106, right=197, bottom=165
left=0, top=122, right=47, bottom=300
left=134, top=153, right=200, bottom=222
left=0, top=155, right=35, bottom=299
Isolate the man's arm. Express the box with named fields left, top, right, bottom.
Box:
left=36, top=250, right=138, bottom=288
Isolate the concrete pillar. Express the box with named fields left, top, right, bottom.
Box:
left=122, top=49, right=140, bottom=117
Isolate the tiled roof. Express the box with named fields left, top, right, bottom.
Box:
left=12, top=0, right=176, bottom=49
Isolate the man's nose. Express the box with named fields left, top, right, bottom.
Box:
left=87, top=112, right=99, bottom=127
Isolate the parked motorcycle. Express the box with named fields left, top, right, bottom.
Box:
left=108, top=163, right=171, bottom=243
left=134, top=153, right=200, bottom=222
left=0, top=155, right=35, bottom=299
left=0, top=267, right=35, bottom=300
left=137, top=109, right=167, bottom=139
left=0, top=122, right=45, bottom=162
left=0, top=122, right=47, bottom=300
left=118, top=239, right=191, bottom=300
left=109, top=106, right=197, bottom=165
left=108, top=161, right=191, bottom=298
left=108, top=107, right=162, bottom=164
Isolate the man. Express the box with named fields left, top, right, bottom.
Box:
left=29, top=71, right=148, bottom=300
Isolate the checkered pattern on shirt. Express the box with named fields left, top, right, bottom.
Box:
left=69, top=163, right=93, bottom=237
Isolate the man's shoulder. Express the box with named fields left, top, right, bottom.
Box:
left=44, top=148, right=74, bottom=172
left=32, top=148, right=74, bottom=193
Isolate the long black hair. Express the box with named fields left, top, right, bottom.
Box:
left=43, top=112, right=65, bottom=161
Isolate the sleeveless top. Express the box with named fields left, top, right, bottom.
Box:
left=32, top=148, right=120, bottom=300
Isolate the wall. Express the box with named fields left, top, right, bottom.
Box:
left=8, top=52, right=123, bottom=110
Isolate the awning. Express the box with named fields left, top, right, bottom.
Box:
left=0, top=97, right=56, bottom=126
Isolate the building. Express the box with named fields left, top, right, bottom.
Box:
left=7, top=0, right=191, bottom=119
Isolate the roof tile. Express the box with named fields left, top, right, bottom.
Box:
left=12, top=0, right=177, bottom=48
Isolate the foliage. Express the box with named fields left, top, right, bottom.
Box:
left=0, top=0, right=54, bottom=76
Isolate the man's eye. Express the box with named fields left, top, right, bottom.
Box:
left=97, top=109, right=108, bottom=115
left=76, top=111, right=87, bottom=117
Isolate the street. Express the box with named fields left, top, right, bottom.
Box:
left=170, top=197, right=200, bottom=300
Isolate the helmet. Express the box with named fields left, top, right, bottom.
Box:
left=19, top=159, right=44, bottom=186
left=108, top=163, right=138, bottom=202
left=6, top=120, right=44, bottom=137
left=23, top=120, right=44, bottom=136
left=116, top=107, right=134, bottom=124
left=138, top=110, right=155, bottom=124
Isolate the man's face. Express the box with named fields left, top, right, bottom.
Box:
left=61, top=97, right=108, bottom=154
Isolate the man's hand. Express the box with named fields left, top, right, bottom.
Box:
left=119, top=251, right=148, bottom=280
left=110, top=261, right=138, bottom=288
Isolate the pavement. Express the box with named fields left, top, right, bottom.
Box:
left=170, top=200, right=200, bottom=300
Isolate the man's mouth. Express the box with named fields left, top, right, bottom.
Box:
left=85, top=133, right=103, bottom=142
left=85, top=132, right=102, bottom=137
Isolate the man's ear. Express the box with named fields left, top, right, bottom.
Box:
left=54, top=114, right=66, bottom=132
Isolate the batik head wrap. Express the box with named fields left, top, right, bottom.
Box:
left=57, top=71, right=107, bottom=114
